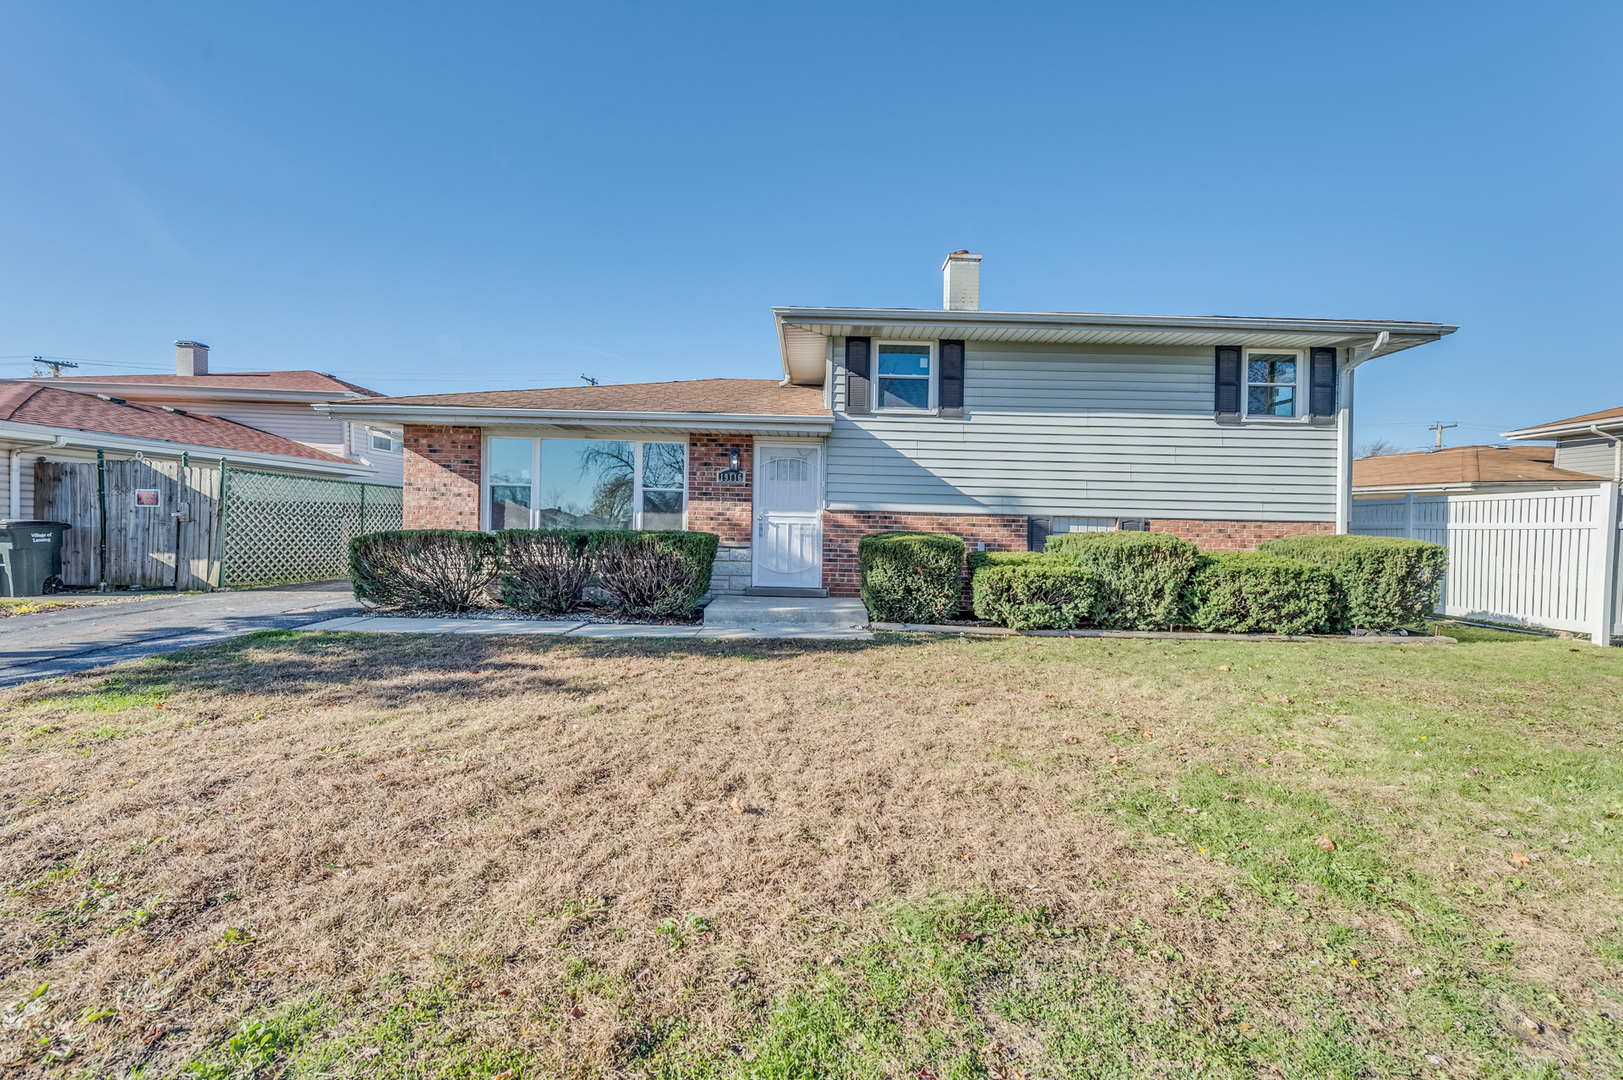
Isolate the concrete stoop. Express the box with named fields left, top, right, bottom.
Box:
left=699, top=595, right=870, bottom=637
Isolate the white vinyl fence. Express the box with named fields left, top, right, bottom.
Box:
left=1352, top=485, right=1622, bottom=645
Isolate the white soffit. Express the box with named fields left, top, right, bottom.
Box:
left=773, top=307, right=1457, bottom=385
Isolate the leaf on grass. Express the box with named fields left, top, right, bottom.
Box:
left=730, top=797, right=745, bottom=815
left=1316, top=836, right=1336, bottom=852
left=1218, top=665, right=1232, bottom=672
left=1509, top=852, right=1531, bottom=867
left=567, top=1006, right=585, bottom=1019
left=1277, top=696, right=1292, bottom=705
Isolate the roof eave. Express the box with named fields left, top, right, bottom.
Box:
left=1503, top=420, right=1623, bottom=441
left=0, top=420, right=372, bottom=477
left=316, top=402, right=833, bottom=435
left=19, top=380, right=370, bottom=405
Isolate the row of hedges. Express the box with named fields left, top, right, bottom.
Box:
left=349, top=529, right=719, bottom=617
left=862, top=529, right=1446, bottom=634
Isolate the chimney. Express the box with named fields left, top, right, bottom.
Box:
left=942, top=250, right=981, bottom=311
left=175, top=340, right=209, bottom=376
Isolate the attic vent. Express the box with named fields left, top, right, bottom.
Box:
left=161, top=405, right=188, bottom=415
left=97, top=394, right=128, bottom=405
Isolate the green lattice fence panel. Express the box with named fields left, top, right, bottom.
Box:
left=219, top=468, right=402, bottom=588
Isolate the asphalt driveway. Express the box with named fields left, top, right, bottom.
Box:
left=0, top=580, right=362, bottom=687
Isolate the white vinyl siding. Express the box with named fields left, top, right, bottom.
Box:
left=828, top=340, right=1337, bottom=520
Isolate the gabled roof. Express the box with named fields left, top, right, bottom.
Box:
left=1503, top=404, right=1623, bottom=441
left=0, top=382, right=350, bottom=463
left=773, top=307, right=1459, bottom=385
left=25, top=370, right=381, bottom=399
left=1352, top=444, right=1605, bottom=492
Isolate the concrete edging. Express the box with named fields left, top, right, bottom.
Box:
left=870, top=622, right=1455, bottom=645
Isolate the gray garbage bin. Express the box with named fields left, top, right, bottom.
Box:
left=0, top=521, right=72, bottom=597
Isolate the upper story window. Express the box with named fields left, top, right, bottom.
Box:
left=486, top=437, right=686, bottom=531
left=875, top=343, right=933, bottom=410
left=370, top=431, right=401, bottom=453
left=1245, top=350, right=1300, bottom=418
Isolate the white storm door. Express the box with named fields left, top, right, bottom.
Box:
left=752, top=442, right=823, bottom=589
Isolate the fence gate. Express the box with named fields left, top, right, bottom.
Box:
left=1353, top=485, right=1622, bottom=645
left=218, top=467, right=401, bottom=588
left=35, top=460, right=222, bottom=589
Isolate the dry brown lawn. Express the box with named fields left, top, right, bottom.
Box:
left=1, top=628, right=1620, bottom=1077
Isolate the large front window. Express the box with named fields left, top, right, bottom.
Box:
left=876, top=342, right=933, bottom=410
left=487, top=438, right=686, bottom=531
left=1245, top=350, right=1299, bottom=418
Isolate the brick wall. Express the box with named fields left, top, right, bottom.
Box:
left=686, top=435, right=754, bottom=544
left=403, top=424, right=482, bottom=530
left=822, top=511, right=1028, bottom=598
left=1146, top=518, right=1335, bottom=551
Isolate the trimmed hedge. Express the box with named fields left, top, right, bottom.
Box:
left=1182, top=553, right=1337, bottom=634
left=1259, top=534, right=1447, bottom=630
left=859, top=531, right=966, bottom=623
left=497, top=529, right=594, bottom=614
left=349, top=530, right=499, bottom=612
left=971, top=552, right=1097, bottom=630
left=1045, top=531, right=1198, bottom=630
left=590, top=530, right=719, bottom=618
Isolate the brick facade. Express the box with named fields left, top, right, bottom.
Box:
left=1145, top=518, right=1336, bottom=551
left=686, top=435, right=754, bottom=544
left=822, top=510, right=1029, bottom=598
left=403, top=424, right=483, bottom=530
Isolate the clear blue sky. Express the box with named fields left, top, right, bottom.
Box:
left=2, top=2, right=1617, bottom=451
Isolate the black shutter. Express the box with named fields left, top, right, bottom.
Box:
left=1308, top=347, right=1337, bottom=424
left=939, top=339, right=965, bottom=417
left=1214, top=345, right=1242, bottom=420
left=1027, top=516, right=1052, bottom=552
left=845, top=337, right=871, bottom=414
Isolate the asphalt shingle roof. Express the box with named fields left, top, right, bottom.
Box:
left=361, top=378, right=830, bottom=416
left=1352, top=444, right=1605, bottom=489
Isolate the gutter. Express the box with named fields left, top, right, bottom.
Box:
left=0, top=421, right=376, bottom=480
left=773, top=307, right=1459, bottom=338
left=314, top=402, right=834, bottom=434
left=8, top=435, right=68, bottom=517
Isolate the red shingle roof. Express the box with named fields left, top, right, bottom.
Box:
left=363, top=378, right=829, bottom=415
left=1352, top=444, right=1606, bottom=489
left=0, top=383, right=349, bottom=463
left=27, top=370, right=381, bottom=396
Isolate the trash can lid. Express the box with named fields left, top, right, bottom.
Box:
left=0, top=520, right=72, bottom=529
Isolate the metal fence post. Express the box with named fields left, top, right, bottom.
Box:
left=216, top=461, right=231, bottom=589
left=95, top=448, right=108, bottom=590
left=1592, top=481, right=1620, bottom=647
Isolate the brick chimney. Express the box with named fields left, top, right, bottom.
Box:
left=942, top=250, right=981, bottom=311
left=175, top=341, right=209, bottom=376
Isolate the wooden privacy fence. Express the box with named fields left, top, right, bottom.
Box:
left=33, top=460, right=402, bottom=591
left=1353, top=485, right=1623, bottom=645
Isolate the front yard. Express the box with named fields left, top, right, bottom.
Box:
left=2, top=627, right=1620, bottom=1077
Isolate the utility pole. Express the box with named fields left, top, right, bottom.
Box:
left=1430, top=421, right=1457, bottom=451
left=580, top=374, right=599, bottom=386
left=31, top=357, right=79, bottom=377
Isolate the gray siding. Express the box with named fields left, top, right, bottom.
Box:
left=826, top=341, right=1337, bottom=520
left=1553, top=436, right=1619, bottom=478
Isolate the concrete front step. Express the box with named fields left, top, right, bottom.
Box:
left=701, top=595, right=869, bottom=632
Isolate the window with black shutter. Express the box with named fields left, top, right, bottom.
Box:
left=1308, top=347, right=1337, bottom=424
left=939, top=339, right=964, bottom=417
left=845, top=337, right=871, bottom=415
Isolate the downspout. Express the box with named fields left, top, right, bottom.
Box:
left=1588, top=424, right=1622, bottom=484
left=8, top=435, right=68, bottom=518
left=1336, top=331, right=1389, bottom=533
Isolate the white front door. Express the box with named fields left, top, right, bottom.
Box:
left=752, top=442, right=823, bottom=590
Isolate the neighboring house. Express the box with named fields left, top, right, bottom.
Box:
left=319, top=252, right=1457, bottom=597
left=1503, top=405, right=1623, bottom=483
left=26, top=341, right=404, bottom=486
left=1352, top=444, right=1606, bottom=498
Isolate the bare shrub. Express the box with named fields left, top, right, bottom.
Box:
left=348, top=530, right=498, bottom=612
left=498, top=530, right=594, bottom=614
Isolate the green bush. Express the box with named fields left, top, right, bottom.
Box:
left=1182, top=552, right=1337, bottom=634
left=859, top=532, right=966, bottom=623
left=348, top=530, right=499, bottom=612
left=1044, top=531, right=1198, bottom=630
left=589, top=530, right=719, bottom=618
left=971, top=553, right=1097, bottom=630
left=1259, top=534, right=1447, bottom=630
left=497, top=529, right=595, bottom=614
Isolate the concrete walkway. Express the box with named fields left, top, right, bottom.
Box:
left=0, top=580, right=363, bottom=687
left=305, top=595, right=873, bottom=640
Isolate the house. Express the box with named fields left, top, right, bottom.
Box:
left=1502, top=404, right=1623, bottom=483
left=1352, top=444, right=1607, bottom=498
left=26, top=341, right=404, bottom=486
left=318, top=252, right=1458, bottom=597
